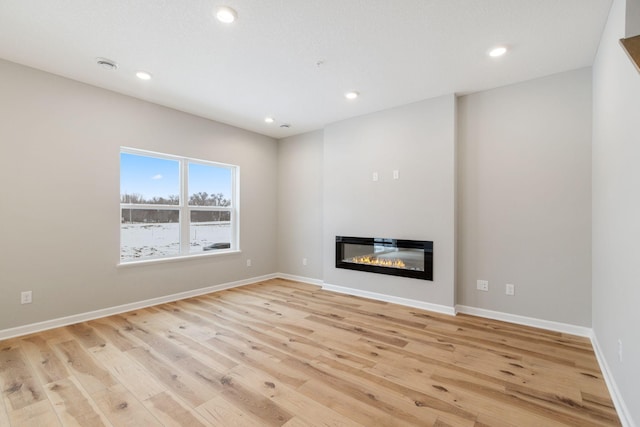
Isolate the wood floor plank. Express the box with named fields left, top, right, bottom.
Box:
left=431, top=372, right=606, bottom=427
left=119, top=306, right=239, bottom=372
left=66, top=323, right=106, bottom=350
left=261, top=287, right=429, bottom=330
left=271, top=327, right=377, bottom=370
left=0, top=344, right=48, bottom=412
left=20, top=335, right=70, bottom=385
left=110, top=310, right=293, bottom=425
left=86, top=319, right=137, bottom=352
left=43, top=377, right=111, bottom=427
left=433, top=412, right=476, bottom=427
left=314, top=354, right=478, bottom=422
left=172, top=353, right=293, bottom=426
left=505, top=381, right=620, bottom=425
left=88, top=343, right=166, bottom=401
left=124, top=346, right=214, bottom=408
left=4, top=399, right=62, bottom=427
left=144, top=391, right=209, bottom=427
left=298, top=378, right=434, bottom=427
left=196, top=395, right=265, bottom=427
left=31, top=328, right=76, bottom=346
left=0, top=386, right=11, bottom=427
left=0, top=279, right=621, bottom=426
left=54, top=340, right=117, bottom=395
left=90, top=383, right=162, bottom=426
left=229, top=364, right=363, bottom=427
left=207, top=333, right=309, bottom=388
left=201, top=295, right=379, bottom=372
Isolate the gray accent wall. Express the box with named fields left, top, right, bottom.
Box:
left=457, top=69, right=593, bottom=326
left=277, top=130, right=324, bottom=279
left=322, top=95, right=457, bottom=308
left=593, top=0, right=640, bottom=422
left=280, top=79, right=594, bottom=323
left=0, top=59, right=278, bottom=330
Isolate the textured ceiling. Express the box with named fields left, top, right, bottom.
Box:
left=0, top=0, right=612, bottom=138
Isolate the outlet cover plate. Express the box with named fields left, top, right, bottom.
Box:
left=21, top=291, right=32, bottom=304
left=477, top=280, right=489, bottom=292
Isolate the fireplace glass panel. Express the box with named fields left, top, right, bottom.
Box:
left=336, top=237, right=433, bottom=281
left=342, top=244, right=425, bottom=272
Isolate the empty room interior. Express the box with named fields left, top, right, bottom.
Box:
left=0, top=0, right=639, bottom=426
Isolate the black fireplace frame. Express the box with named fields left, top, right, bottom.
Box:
left=335, top=236, right=433, bottom=281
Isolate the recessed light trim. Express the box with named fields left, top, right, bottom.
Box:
left=488, top=46, right=507, bottom=58
left=264, top=117, right=275, bottom=124
left=345, top=91, right=359, bottom=100
left=136, top=71, right=152, bottom=80
left=216, top=6, right=237, bottom=23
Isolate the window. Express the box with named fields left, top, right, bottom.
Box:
left=120, top=148, right=238, bottom=263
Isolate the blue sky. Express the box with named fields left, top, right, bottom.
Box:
left=120, top=153, right=231, bottom=201
left=188, top=162, right=232, bottom=198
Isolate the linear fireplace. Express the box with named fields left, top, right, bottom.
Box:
left=336, top=236, right=433, bottom=281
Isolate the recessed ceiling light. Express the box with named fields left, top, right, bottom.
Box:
left=488, top=46, right=508, bottom=58
left=264, top=117, right=275, bottom=124
left=216, top=6, right=237, bottom=23
left=345, top=91, right=359, bottom=100
left=136, top=71, right=152, bottom=80
left=96, top=57, right=118, bottom=70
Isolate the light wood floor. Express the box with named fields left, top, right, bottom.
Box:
left=0, top=279, right=620, bottom=426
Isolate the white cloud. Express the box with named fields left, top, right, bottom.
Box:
left=152, top=174, right=163, bottom=180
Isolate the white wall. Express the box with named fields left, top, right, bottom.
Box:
left=322, top=95, right=456, bottom=308
left=0, top=59, right=278, bottom=330
left=277, top=130, right=324, bottom=280
left=457, top=68, right=593, bottom=327
left=593, top=0, right=640, bottom=423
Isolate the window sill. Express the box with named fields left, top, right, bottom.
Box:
left=117, top=249, right=242, bottom=268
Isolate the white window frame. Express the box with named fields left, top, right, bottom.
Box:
left=119, top=147, right=240, bottom=265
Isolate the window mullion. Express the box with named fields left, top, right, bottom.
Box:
left=232, top=166, right=238, bottom=250
left=120, top=204, right=179, bottom=210
left=180, top=159, right=190, bottom=254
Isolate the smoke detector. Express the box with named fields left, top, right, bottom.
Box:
left=96, top=57, right=118, bottom=70
left=280, top=123, right=291, bottom=128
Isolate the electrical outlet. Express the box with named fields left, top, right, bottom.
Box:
left=476, top=280, right=489, bottom=292
left=506, top=283, right=515, bottom=296
left=246, top=259, right=252, bottom=267
left=21, top=291, right=32, bottom=304
left=302, top=258, right=308, bottom=266
left=618, top=339, right=623, bottom=362
left=372, top=172, right=379, bottom=182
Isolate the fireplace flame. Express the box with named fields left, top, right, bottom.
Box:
left=350, top=256, right=406, bottom=268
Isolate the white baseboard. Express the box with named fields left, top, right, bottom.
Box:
left=322, top=282, right=456, bottom=316
left=0, top=273, right=277, bottom=341
left=455, top=305, right=592, bottom=337
left=276, top=273, right=324, bottom=286
left=590, top=333, right=635, bottom=427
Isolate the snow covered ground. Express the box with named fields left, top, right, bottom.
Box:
left=120, top=222, right=231, bottom=261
